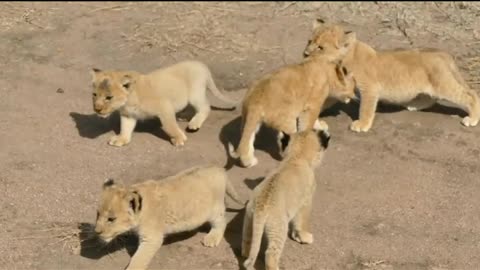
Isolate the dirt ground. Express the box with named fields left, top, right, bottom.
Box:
left=1, top=2, right=480, bottom=270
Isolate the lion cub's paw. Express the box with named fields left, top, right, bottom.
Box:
left=461, top=116, right=479, bottom=127
left=292, top=231, right=313, bottom=244
left=313, top=119, right=329, bottom=131
left=202, top=232, right=223, bottom=247
left=171, top=133, right=188, bottom=147
left=241, top=156, right=258, bottom=168
left=108, top=135, right=130, bottom=147
left=407, top=106, right=419, bottom=112
left=350, top=120, right=371, bottom=133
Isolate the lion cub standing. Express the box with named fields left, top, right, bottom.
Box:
left=90, top=60, right=236, bottom=147
left=304, top=19, right=480, bottom=132
left=242, top=129, right=331, bottom=270
left=228, top=55, right=355, bottom=168
left=94, top=165, right=244, bottom=270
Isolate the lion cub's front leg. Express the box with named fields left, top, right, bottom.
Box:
left=350, top=87, right=379, bottom=133
left=126, top=234, right=164, bottom=270
left=109, top=115, right=137, bottom=147
left=157, top=105, right=188, bottom=147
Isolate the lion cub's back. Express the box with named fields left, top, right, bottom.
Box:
left=162, top=165, right=228, bottom=199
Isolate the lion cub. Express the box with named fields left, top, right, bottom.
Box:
left=304, top=19, right=480, bottom=132
left=91, top=60, right=236, bottom=147
left=228, top=55, right=355, bottom=168
left=241, top=129, right=331, bottom=270
left=94, top=165, right=244, bottom=270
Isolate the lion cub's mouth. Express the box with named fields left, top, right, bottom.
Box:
left=95, top=111, right=111, bottom=119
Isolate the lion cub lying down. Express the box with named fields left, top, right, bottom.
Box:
left=228, top=54, right=355, bottom=168
left=91, top=60, right=236, bottom=147
left=94, top=165, right=244, bottom=270
left=241, top=129, right=331, bottom=270
left=304, top=19, right=480, bottom=132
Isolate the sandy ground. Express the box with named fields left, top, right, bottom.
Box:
left=1, top=2, right=480, bottom=270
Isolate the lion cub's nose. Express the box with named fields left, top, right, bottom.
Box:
left=303, top=51, right=310, bottom=58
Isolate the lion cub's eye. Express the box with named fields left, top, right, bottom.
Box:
left=105, top=96, right=113, bottom=101
left=107, top=217, right=116, bottom=222
left=318, top=45, right=324, bottom=50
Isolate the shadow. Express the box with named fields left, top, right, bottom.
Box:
left=244, top=177, right=264, bottom=190
left=78, top=222, right=138, bottom=260
left=69, top=112, right=120, bottom=139
left=69, top=112, right=171, bottom=143
left=224, top=208, right=247, bottom=269
left=78, top=222, right=211, bottom=260
left=422, top=103, right=467, bottom=118
left=219, top=116, right=283, bottom=170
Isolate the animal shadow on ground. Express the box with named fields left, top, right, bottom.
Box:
left=219, top=116, right=284, bottom=170
left=323, top=97, right=468, bottom=122
left=78, top=222, right=215, bottom=261
left=70, top=105, right=236, bottom=143
left=222, top=177, right=269, bottom=270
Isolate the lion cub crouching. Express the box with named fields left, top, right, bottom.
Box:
left=94, top=166, right=244, bottom=270
left=91, top=60, right=236, bottom=147
left=242, top=129, right=331, bottom=270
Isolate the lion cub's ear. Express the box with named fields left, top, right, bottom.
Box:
left=342, top=31, right=356, bottom=49
left=121, top=75, right=133, bottom=90
left=316, top=130, right=331, bottom=149
left=312, top=18, right=326, bottom=29
left=103, top=178, right=116, bottom=189
left=90, top=68, right=102, bottom=81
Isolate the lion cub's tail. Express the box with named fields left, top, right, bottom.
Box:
left=227, top=142, right=240, bottom=159
left=243, top=211, right=267, bottom=270
left=206, top=73, right=240, bottom=109
left=225, top=178, right=245, bottom=207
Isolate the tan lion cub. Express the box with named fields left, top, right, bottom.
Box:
left=94, top=165, right=244, bottom=270
left=228, top=55, right=355, bottom=168
left=304, top=19, right=480, bottom=132
left=91, top=60, right=237, bottom=147
left=241, top=129, right=331, bottom=270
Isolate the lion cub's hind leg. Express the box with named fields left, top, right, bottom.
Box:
left=290, top=199, right=314, bottom=245
left=157, top=104, right=188, bottom=146
left=187, top=92, right=211, bottom=132
left=241, top=207, right=254, bottom=258
left=433, top=77, right=480, bottom=127
left=264, top=220, right=288, bottom=270
left=202, top=206, right=227, bottom=247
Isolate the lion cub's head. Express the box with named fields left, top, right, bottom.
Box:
left=94, top=179, right=142, bottom=243
left=90, top=69, right=137, bottom=118
left=283, top=129, right=331, bottom=166
left=303, top=18, right=356, bottom=61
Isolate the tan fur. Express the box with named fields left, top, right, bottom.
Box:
left=228, top=55, right=355, bottom=168
left=90, top=60, right=237, bottom=147
left=94, top=165, right=244, bottom=270
left=241, top=129, right=331, bottom=270
left=304, top=19, right=480, bottom=132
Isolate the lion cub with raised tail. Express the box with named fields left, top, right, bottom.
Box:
left=90, top=60, right=237, bottom=147
left=304, top=19, right=480, bottom=132
left=242, top=129, right=331, bottom=270
left=94, top=165, right=244, bottom=270
left=228, top=55, right=355, bottom=168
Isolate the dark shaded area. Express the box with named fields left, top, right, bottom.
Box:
left=219, top=116, right=283, bottom=170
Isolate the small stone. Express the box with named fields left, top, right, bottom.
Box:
left=56, top=88, right=64, bottom=93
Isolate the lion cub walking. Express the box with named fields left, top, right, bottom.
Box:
left=304, top=19, right=480, bottom=132
left=90, top=60, right=236, bottom=147
left=94, top=165, right=244, bottom=270
left=228, top=55, right=355, bottom=168
left=242, top=129, right=331, bottom=270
